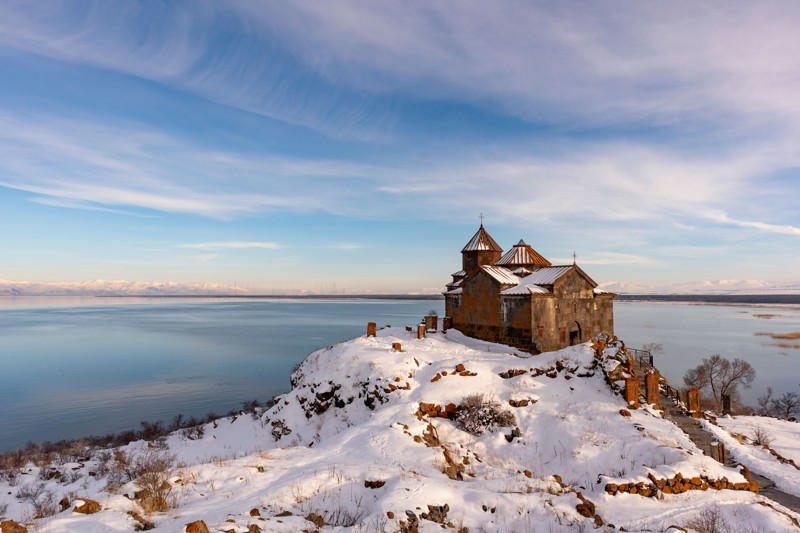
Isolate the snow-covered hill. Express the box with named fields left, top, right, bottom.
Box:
left=0, top=279, right=248, bottom=296
left=1, top=329, right=798, bottom=532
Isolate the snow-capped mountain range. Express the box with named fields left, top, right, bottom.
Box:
left=2, top=278, right=800, bottom=297
left=598, top=279, right=800, bottom=295
left=0, top=279, right=248, bottom=296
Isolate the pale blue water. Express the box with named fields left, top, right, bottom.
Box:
left=615, top=302, right=800, bottom=404
left=0, top=297, right=443, bottom=451
left=1, top=298, right=799, bottom=452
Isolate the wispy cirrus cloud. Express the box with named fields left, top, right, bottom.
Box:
left=703, top=210, right=800, bottom=237
left=178, top=242, right=281, bottom=251
left=0, top=112, right=375, bottom=218
left=3, top=1, right=800, bottom=140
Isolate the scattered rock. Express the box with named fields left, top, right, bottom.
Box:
left=185, top=520, right=210, bottom=533
left=399, top=511, right=419, bottom=533
left=59, top=495, right=71, bottom=512
left=306, top=513, right=325, bottom=528
left=1, top=521, right=28, bottom=533
left=387, top=511, right=395, bottom=519
left=619, top=409, right=631, bottom=417
left=73, top=498, right=101, bottom=515
left=420, top=503, right=449, bottom=524
left=364, top=480, right=386, bottom=489
left=127, top=510, right=155, bottom=531
left=247, top=525, right=261, bottom=533
left=498, top=369, right=527, bottom=379
left=249, top=508, right=261, bottom=516
left=505, top=427, right=522, bottom=442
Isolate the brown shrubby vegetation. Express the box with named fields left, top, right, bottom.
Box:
left=454, top=393, right=516, bottom=436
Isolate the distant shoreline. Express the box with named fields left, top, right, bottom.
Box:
left=94, top=294, right=446, bottom=300
left=4, top=293, right=800, bottom=305
left=615, top=294, right=800, bottom=305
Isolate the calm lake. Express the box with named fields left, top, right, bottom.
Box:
left=1, top=297, right=799, bottom=451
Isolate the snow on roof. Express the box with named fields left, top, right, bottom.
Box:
left=511, top=267, right=532, bottom=276
left=593, top=287, right=610, bottom=294
left=480, top=265, right=520, bottom=285
left=461, top=225, right=503, bottom=252
left=451, top=270, right=466, bottom=278
left=519, top=265, right=573, bottom=285
left=444, top=287, right=462, bottom=295
left=499, top=266, right=574, bottom=295
left=501, top=283, right=551, bottom=295
left=446, top=278, right=463, bottom=289
left=495, top=239, right=551, bottom=267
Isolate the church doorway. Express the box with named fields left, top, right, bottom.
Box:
left=568, top=321, right=582, bottom=346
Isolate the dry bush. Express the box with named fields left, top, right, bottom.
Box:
left=133, top=449, right=176, bottom=514
left=454, top=394, right=516, bottom=436
left=16, top=481, right=57, bottom=518
left=683, top=505, right=731, bottom=533
left=751, top=426, right=774, bottom=447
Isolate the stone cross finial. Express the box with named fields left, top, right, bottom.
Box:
left=573, top=251, right=577, bottom=265
left=479, top=213, right=485, bottom=226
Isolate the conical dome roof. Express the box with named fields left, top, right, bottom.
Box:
left=495, top=239, right=551, bottom=268
left=461, top=225, right=503, bottom=253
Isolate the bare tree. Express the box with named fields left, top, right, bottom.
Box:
left=683, top=354, right=755, bottom=413
left=642, top=343, right=664, bottom=356
left=757, top=386, right=775, bottom=416
left=770, top=392, right=800, bottom=420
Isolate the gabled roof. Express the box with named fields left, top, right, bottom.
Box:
left=461, top=225, right=503, bottom=253
left=502, top=283, right=551, bottom=295
left=446, top=278, right=463, bottom=289
left=498, top=265, right=600, bottom=296
left=518, top=265, right=573, bottom=286
left=451, top=270, right=466, bottom=278
left=480, top=265, right=520, bottom=285
left=495, top=239, right=551, bottom=267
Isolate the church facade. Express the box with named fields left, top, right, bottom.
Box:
left=444, top=225, right=615, bottom=353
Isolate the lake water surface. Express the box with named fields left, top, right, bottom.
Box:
left=1, top=297, right=799, bottom=451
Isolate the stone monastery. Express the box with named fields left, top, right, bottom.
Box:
left=444, top=224, right=615, bottom=353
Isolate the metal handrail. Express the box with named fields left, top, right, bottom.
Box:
left=629, top=348, right=653, bottom=368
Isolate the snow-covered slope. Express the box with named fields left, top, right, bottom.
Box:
left=705, top=415, right=800, bottom=498
left=1, top=329, right=798, bottom=532
left=0, top=279, right=247, bottom=296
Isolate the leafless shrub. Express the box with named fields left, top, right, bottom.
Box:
left=751, top=426, right=774, bottom=447
left=105, top=450, right=137, bottom=487
left=16, top=481, right=57, bottom=518
left=454, top=394, right=516, bottom=436
left=683, top=505, right=731, bottom=533
left=0, top=501, right=9, bottom=517
left=133, top=449, right=176, bottom=514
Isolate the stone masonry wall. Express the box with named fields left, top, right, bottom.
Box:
left=448, top=266, right=614, bottom=355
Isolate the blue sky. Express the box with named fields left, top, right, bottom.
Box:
left=1, top=1, right=799, bottom=293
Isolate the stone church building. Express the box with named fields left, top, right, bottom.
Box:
left=444, top=225, right=615, bottom=353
